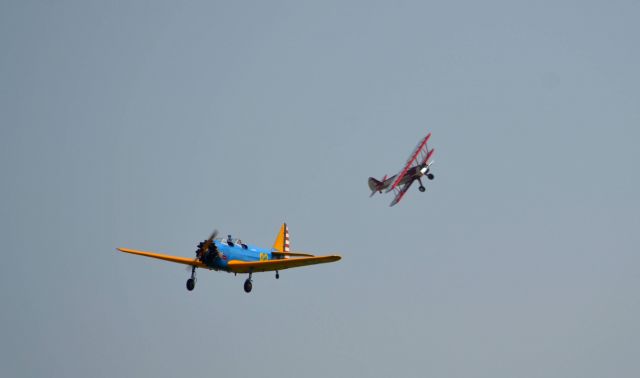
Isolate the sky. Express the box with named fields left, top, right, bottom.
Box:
left=1, top=1, right=639, bottom=377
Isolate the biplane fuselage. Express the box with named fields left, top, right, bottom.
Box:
left=375, top=165, right=430, bottom=192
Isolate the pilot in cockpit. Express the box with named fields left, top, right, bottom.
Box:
left=226, top=234, right=234, bottom=246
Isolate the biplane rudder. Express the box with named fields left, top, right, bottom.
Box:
left=368, top=175, right=389, bottom=196
left=368, top=177, right=381, bottom=196
left=272, top=223, right=290, bottom=257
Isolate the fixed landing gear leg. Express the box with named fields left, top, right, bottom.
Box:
left=186, top=266, right=196, bottom=291
left=418, top=178, right=426, bottom=192
left=275, top=270, right=280, bottom=279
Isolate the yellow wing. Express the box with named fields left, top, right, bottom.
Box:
left=117, top=248, right=208, bottom=269
left=227, top=255, right=341, bottom=273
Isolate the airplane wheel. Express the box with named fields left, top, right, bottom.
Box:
left=186, top=278, right=195, bottom=291
left=276, top=272, right=280, bottom=279
left=244, top=279, right=253, bottom=293
left=419, top=186, right=426, bottom=192
left=427, top=173, right=434, bottom=180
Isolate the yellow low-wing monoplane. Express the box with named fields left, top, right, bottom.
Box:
left=117, top=223, right=341, bottom=293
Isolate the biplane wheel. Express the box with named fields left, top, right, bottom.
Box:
left=427, top=173, right=434, bottom=180
left=419, top=186, right=426, bottom=192
left=186, top=278, right=195, bottom=291
left=276, top=272, right=280, bottom=279
left=244, top=278, right=253, bottom=293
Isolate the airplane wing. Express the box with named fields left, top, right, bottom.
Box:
left=117, top=248, right=209, bottom=268
left=390, top=133, right=431, bottom=191
left=389, top=179, right=414, bottom=207
left=227, top=255, right=341, bottom=273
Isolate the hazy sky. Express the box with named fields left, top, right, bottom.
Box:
left=2, top=1, right=639, bottom=377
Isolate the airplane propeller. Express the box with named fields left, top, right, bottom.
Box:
left=197, top=229, right=218, bottom=259
left=184, top=229, right=218, bottom=290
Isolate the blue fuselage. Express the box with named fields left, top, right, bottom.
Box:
left=210, top=240, right=273, bottom=271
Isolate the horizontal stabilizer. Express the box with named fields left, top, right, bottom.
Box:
left=368, top=175, right=394, bottom=196
left=271, top=251, right=314, bottom=258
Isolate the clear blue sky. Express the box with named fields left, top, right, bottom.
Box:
left=1, top=1, right=639, bottom=377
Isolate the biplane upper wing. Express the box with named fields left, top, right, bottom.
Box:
left=227, top=254, right=341, bottom=273
left=389, top=133, right=431, bottom=190
left=117, top=248, right=209, bottom=268
left=389, top=179, right=414, bottom=207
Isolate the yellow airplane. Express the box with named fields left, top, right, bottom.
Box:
left=117, top=223, right=341, bottom=293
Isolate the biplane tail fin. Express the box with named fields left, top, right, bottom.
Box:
left=368, top=177, right=382, bottom=196
left=368, top=175, right=392, bottom=196
left=272, top=223, right=291, bottom=258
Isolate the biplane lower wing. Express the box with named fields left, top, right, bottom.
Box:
left=390, top=180, right=414, bottom=207
left=117, top=248, right=208, bottom=268
left=227, top=255, right=341, bottom=273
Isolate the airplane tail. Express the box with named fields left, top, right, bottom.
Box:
left=368, top=175, right=389, bottom=196
left=272, top=223, right=290, bottom=258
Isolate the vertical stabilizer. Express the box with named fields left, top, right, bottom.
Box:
left=272, top=223, right=290, bottom=257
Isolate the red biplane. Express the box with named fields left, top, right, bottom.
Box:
left=368, top=133, right=435, bottom=206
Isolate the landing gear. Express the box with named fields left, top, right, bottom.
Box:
left=244, top=278, right=253, bottom=293
left=275, top=271, right=280, bottom=279
left=419, top=186, right=426, bottom=192
left=186, top=266, right=196, bottom=291
left=427, top=173, right=434, bottom=180
left=244, top=271, right=253, bottom=293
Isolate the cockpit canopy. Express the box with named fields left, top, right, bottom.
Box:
left=220, top=237, right=248, bottom=249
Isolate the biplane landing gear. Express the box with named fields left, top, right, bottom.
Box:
left=186, top=266, right=196, bottom=291
left=418, top=177, right=426, bottom=192
left=244, top=272, right=253, bottom=293
left=276, top=270, right=280, bottom=279
left=427, top=173, right=434, bottom=180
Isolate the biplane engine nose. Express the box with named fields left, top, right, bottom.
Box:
left=420, top=166, right=429, bottom=175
